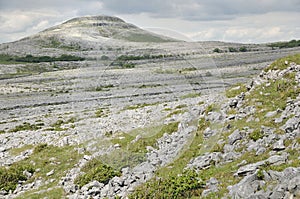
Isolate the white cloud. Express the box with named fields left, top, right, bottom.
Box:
left=0, top=1, right=299, bottom=43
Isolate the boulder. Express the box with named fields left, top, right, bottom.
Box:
left=228, top=129, right=242, bottom=145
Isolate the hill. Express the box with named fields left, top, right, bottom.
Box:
left=0, top=15, right=300, bottom=198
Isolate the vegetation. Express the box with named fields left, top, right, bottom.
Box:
left=228, top=47, right=238, bottom=52
left=75, top=158, right=121, bottom=188
left=131, top=54, right=300, bottom=198
left=111, top=122, right=179, bottom=154
left=130, top=169, right=204, bottom=198
left=9, top=122, right=44, bottom=133
left=239, top=46, right=248, bottom=52
left=225, top=83, right=247, bottom=98
left=180, top=92, right=201, bottom=99
left=0, top=163, right=34, bottom=192
left=264, top=53, right=300, bottom=71
left=123, top=102, right=158, bottom=110
left=213, top=46, right=248, bottom=53
left=0, top=54, right=85, bottom=64
left=249, top=129, right=264, bottom=141
left=1, top=144, right=82, bottom=197
left=116, top=54, right=167, bottom=61
left=213, top=48, right=222, bottom=53
left=47, top=117, right=76, bottom=131
left=268, top=39, right=300, bottom=49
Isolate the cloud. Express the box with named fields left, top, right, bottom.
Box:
left=0, top=0, right=299, bottom=43
left=101, top=0, right=300, bottom=21
left=188, top=12, right=300, bottom=43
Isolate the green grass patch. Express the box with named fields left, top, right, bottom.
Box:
left=226, top=83, right=247, bottom=98
left=16, top=187, right=65, bottom=199
left=264, top=53, right=300, bottom=71
left=0, top=163, right=35, bottom=192
left=111, top=122, right=179, bottom=154
left=9, top=122, right=44, bottom=133
left=180, top=92, right=201, bottom=99
left=47, top=117, right=76, bottom=131
left=9, top=145, right=34, bottom=156
left=167, top=109, right=187, bottom=117
left=2, top=144, right=82, bottom=198
left=123, top=102, right=158, bottom=110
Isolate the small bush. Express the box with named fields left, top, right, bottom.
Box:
left=249, top=130, right=264, bottom=141
left=228, top=47, right=238, bottom=52
left=267, top=39, right=300, bottom=49
left=75, top=159, right=121, bottom=187
left=213, top=48, right=222, bottom=53
left=239, top=46, right=247, bottom=52
left=130, top=169, right=203, bottom=198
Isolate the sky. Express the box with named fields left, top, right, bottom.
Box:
left=0, top=0, right=299, bottom=44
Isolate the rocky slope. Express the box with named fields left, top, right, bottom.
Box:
left=0, top=15, right=300, bottom=199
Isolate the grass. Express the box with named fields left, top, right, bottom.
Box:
left=0, top=163, right=35, bottom=192
left=180, top=92, right=201, bottom=99
left=123, top=102, right=159, bottom=110
left=132, top=54, right=300, bottom=198
left=2, top=144, right=83, bottom=198
left=225, top=83, right=247, bottom=98
left=46, top=117, right=76, bottom=131
left=9, top=145, right=34, bottom=156
left=205, top=103, right=219, bottom=114
left=264, top=53, right=300, bottom=71
left=166, top=109, right=187, bottom=118
left=95, top=108, right=109, bottom=118
left=9, top=122, right=44, bottom=133
left=111, top=122, right=179, bottom=154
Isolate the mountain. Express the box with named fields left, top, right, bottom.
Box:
left=0, top=15, right=300, bottom=199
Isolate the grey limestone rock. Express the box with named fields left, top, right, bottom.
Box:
left=228, top=129, right=242, bottom=145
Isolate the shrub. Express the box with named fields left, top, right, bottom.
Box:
left=130, top=169, right=203, bottom=198
left=75, top=158, right=121, bottom=187
left=249, top=130, right=264, bottom=141
left=228, top=47, right=238, bottom=52
left=267, top=39, right=300, bottom=49
left=0, top=164, right=34, bottom=192
left=213, top=48, right=222, bottom=53
left=239, top=46, right=247, bottom=52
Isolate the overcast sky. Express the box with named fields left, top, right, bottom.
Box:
left=0, top=0, right=299, bottom=44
